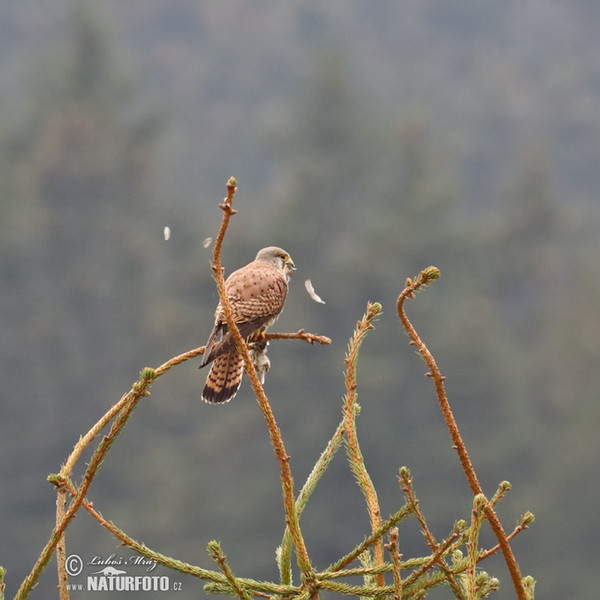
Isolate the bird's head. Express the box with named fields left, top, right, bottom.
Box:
left=256, top=246, right=296, bottom=279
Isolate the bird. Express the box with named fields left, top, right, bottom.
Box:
left=199, top=246, right=296, bottom=403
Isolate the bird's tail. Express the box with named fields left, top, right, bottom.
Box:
left=202, top=350, right=244, bottom=404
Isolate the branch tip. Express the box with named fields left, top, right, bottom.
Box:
left=47, top=473, right=62, bottom=486
left=398, top=466, right=412, bottom=483
left=522, top=512, right=535, bottom=526
left=140, top=367, right=157, bottom=382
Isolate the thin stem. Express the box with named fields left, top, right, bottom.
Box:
left=398, top=467, right=464, bottom=598
left=57, top=476, right=243, bottom=584
left=325, top=503, right=413, bottom=573
left=396, top=267, right=528, bottom=600
left=316, top=580, right=394, bottom=596
left=342, top=302, right=385, bottom=586
left=16, top=370, right=155, bottom=600
left=278, top=413, right=347, bottom=585
left=264, top=330, right=331, bottom=346
left=478, top=513, right=534, bottom=562
left=319, top=559, right=423, bottom=580
left=210, top=178, right=314, bottom=586
left=60, top=390, right=134, bottom=478
left=466, top=495, right=487, bottom=598
left=207, top=541, right=254, bottom=600
left=386, top=528, right=403, bottom=600
left=55, top=485, right=69, bottom=600
left=401, top=531, right=461, bottom=591
left=155, top=346, right=205, bottom=376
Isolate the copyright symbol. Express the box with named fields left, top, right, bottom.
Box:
left=65, top=554, right=83, bottom=577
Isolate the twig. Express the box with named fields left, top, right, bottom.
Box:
left=398, top=468, right=437, bottom=549
left=398, top=467, right=464, bottom=597
left=465, top=494, right=487, bottom=598
left=278, top=411, right=347, bottom=584
left=207, top=541, right=254, bottom=600
left=325, top=503, right=413, bottom=573
left=17, top=368, right=156, bottom=600
left=55, top=475, right=313, bottom=598
left=319, top=558, right=424, bottom=580
left=490, top=480, right=512, bottom=507
left=60, top=389, right=139, bottom=478
left=316, top=580, right=394, bottom=596
left=396, top=267, right=528, bottom=600
left=402, top=530, right=461, bottom=591
left=204, top=582, right=297, bottom=598
left=209, top=178, right=315, bottom=588
left=342, top=302, right=385, bottom=587
left=56, top=476, right=218, bottom=579
left=478, top=512, right=535, bottom=561
left=56, top=347, right=201, bottom=484
left=55, top=484, right=69, bottom=600
left=155, top=346, right=205, bottom=376
left=264, top=330, right=331, bottom=345
left=385, top=528, right=403, bottom=600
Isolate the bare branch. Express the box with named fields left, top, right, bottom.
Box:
left=396, top=267, right=528, bottom=600
left=208, top=179, right=315, bottom=586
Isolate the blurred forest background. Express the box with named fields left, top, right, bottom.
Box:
left=1, top=1, right=599, bottom=598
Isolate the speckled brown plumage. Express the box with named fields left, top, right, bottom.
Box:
left=199, top=247, right=295, bottom=404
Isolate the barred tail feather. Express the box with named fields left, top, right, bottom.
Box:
left=202, top=351, right=244, bottom=404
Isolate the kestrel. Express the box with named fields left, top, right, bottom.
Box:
left=199, top=246, right=296, bottom=403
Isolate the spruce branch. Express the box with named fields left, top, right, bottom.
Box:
left=396, top=267, right=531, bottom=600
left=209, top=178, right=314, bottom=587
left=325, top=503, right=413, bottom=573
left=154, top=346, right=206, bottom=376
left=385, top=528, right=403, bottom=600
left=264, top=329, right=331, bottom=346
left=477, top=513, right=535, bottom=562
left=207, top=541, right=254, bottom=600
left=318, top=559, right=421, bottom=580
left=474, top=483, right=533, bottom=561
left=17, top=367, right=156, bottom=600
left=490, top=480, right=512, bottom=507
left=56, top=475, right=223, bottom=581
left=55, top=484, right=69, bottom=600
left=465, top=494, right=487, bottom=598
left=398, top=467, right=465, bottom=597
left=401, top=528, right=463, bottom=596
left=278, top=412, right=348, bottom=585
left=315, top=580, right=394, bottom=596
left=204, top=581, right=297, bottom=597
left=342, top=302, right=385, bottom=586
left=59, top=367, right=156, bottom=478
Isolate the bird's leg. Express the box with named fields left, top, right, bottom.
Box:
left=248, top=329, right=268, bottom=343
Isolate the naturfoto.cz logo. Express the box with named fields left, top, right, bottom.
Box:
left=65, top=554, right=183, bottom=593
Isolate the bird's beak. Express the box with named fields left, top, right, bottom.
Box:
left=286, top=257, right=297, bottom=270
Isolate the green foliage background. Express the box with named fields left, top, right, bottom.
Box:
left=1, top=1, right=599, bottom=598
